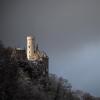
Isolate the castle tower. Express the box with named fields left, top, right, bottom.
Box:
left=27, top=36, right=35, bottom=60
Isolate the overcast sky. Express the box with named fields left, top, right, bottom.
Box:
left=0, top=0, right=100, bottom=96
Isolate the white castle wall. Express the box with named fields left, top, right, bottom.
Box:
left=27, top=36, right=35, bottom=60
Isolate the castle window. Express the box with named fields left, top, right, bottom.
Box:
left=28, top=46, right=30, bottom=48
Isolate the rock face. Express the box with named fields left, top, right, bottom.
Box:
left=0, top=57, right=48, bottom=100
left=11, top=48, right=49, bottom=84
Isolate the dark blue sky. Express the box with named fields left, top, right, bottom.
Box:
left=0, top=0, right=100, bottom=96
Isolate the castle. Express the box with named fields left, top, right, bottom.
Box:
left=11, top=35, right=49, bottom=81
left=11, top=35, right=48, bottom=61
left=26, top=36, right=47, bottom=61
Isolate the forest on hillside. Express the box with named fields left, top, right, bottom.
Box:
left=0, top=40, right=100, bottom=100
